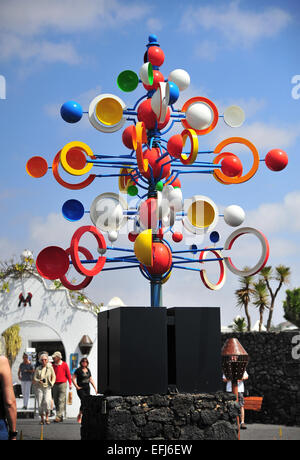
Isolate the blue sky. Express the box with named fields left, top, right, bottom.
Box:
left=0, top=0, right=299, bottom=327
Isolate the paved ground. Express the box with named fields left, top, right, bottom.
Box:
left=16, top=417, right=300, bottom=441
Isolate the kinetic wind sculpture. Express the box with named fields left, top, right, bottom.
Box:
left=26, top=35, right=288, bottom=307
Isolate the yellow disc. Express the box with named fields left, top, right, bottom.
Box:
left=134, top=229, right=153, bottom=266
left=187, top=200, right=216, bottom=228
left=95, top=97, right=123, bottom=126
left=60, top=141, right=94, bottom=176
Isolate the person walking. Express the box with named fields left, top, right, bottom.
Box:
left=33, top=353, right=56, bottom=425
left=72, top=357, right=97, bottom=423
left=223, top=369, right=249, bottom=429
left=52, top=351, right=72, bottom=423
left=0, top=355, right=17, bottom=440
left=18, top=353, right=34, bottom=409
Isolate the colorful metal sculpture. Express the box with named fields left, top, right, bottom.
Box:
left=26, top=34, right=288, bottom=306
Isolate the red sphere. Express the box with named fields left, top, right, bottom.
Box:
left=128, top=231, right=138, bottom=242
left=137, top=98, right=170, bottom=130
left=148, top=242, right=172, bottom=275
left=142, top=147, right=171, bottom=180
left=167, top=134, right=183, bottom=159
left=221, top=154, right=243, bottom=177
left=139, top=197, right=158, bottom=229
left=172, top=232, right=183, bottom=243
left=147, top=46, right=165, bottom=67
left=122, top=125, right=136, bottom=150
left=143, top=70, right=164, bottom=91
left=265, top=149, right=288, bottom=171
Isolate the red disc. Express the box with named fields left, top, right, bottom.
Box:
left=147, top=46, right=165, bottom=67
left=148, top=242, right=172, bottom=275
left=66, top=147, right=87, bottom=170
left=36, top=246, right=69, bottom=280
left=26, top=156, right=48, bottom=178
left=128, top=231, right=138, bottom=242
left=265, top=149, right=288, bottom=171
left=221, top=154, right=243, bottom=177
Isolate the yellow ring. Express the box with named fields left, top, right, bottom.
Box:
left=119, top=167, right=135, bottom=193
left=60, top=141, right=94, bottom=176
left=135, top=122, right=149, bottom=174
left=180, top=129, right=198, bottom=165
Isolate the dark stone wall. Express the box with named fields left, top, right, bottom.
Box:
left=221, top=331, right=300, bottom=426
left=81, top=393, right=239, bottom=440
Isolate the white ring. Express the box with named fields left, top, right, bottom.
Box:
left=224, top=227, right=269, bottom=276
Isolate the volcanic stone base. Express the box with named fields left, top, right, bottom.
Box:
left=81, top=393, right=239, bottom=440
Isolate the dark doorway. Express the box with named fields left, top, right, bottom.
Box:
left=31, top=341, right=65, bottom=362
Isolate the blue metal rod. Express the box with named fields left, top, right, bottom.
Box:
left=102, top=265, right=140, bottom=272
left=172, top=247, right=223, bottom=254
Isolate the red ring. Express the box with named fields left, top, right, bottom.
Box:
left=199, top=248, right=225, bottom=290
left=52, top=151, right=96, bottom=190
left=70, top=226, right=106, bottom=276
left=60, top=246, right=94, bottom=290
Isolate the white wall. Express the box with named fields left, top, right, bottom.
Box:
left=0, top=273, right=98, bottom=417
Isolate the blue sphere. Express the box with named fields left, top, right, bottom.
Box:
left=168, top=81, right=180, bottom=105
left=210, top=231, right=220, bottom=243
left=148, top=34, right=158, bottom=44
left=62, top=199, right=84, bottom=221
left=60, top=101, right=83, bottom=123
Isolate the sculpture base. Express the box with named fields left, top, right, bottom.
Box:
left=98, top=306, right=222, bottom=395
left=81, top=392, right=239, bottom=440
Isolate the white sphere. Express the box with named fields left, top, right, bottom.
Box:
left=168, top=69, right=190, bottom=91
left=185, top=102, right=212, bottom=130
left=97, top=246, right=107, bottom=255
left=108, top=230, right=118, bottom=242
left=168, top=187, right=183, bottom=212
left=224, top=205, right=245, bottom=227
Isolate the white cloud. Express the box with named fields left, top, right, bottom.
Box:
left=246, top=190, right=300, bottom=234
left=0, top=0, right=149, bottom=64
left=181, top=1, right=292, bottom=57
left=212, top=120, right=300, bottom=152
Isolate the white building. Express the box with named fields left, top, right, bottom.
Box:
left=0, top=252, right=100, bottom=418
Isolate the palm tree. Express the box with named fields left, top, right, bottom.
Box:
left=260, top=265, right=291, bottom=331
left=253, top=280, right=270, bottom=331
left=235, top=271, right=255, bottom=331
left=233, top=316, right=247, bottom=332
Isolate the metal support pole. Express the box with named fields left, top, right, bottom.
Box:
left=150, top=278, right=162, bottom=307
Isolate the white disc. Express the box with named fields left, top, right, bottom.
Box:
left=223, top=105, right=245, bottom=128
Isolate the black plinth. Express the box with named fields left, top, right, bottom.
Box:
left=98, top=306, right=222, bottom=396
left=98, top=307, right=168, bottom=395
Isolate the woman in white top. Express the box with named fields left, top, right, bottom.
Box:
left=223, top=370, right=248, bottom=429
left=33, top=354, right=56, bottom=425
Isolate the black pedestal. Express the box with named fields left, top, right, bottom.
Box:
left=98, top=307, right=222, bottom=396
